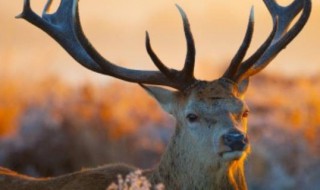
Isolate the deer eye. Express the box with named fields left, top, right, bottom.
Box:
left=186, top=113, right=199, bottom=123
left=242, top=110, right=249, bottom=118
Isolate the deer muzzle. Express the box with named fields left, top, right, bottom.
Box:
left=222, top=130, right=249, bottom=152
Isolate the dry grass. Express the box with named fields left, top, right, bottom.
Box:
left=106, top=170, right=165, bottom=190
left=0, top=74, right=319, bottom=189
left=1, top=1, right=319, bottom=189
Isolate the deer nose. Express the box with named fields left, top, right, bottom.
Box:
left=223, top=131, right=248, bottom=151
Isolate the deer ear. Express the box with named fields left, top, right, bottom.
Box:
left=237, top=78, right=249, bottom=97
left=140, top=84, right=176, bottom=114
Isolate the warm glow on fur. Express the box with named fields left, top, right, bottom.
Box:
left=0, top=0, right=312, bottom=189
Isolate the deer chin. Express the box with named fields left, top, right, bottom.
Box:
left=220, top=151, right=246, bottom=161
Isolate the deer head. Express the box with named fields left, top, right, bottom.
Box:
left=14, top=0, right=311, bottom=189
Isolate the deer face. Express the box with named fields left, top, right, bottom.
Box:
left=182, top=80, right=250, bottom=162
left=144, top=78, right=251, bottom=164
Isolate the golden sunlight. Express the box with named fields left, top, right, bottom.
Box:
left=0, top=1, right=319, bottom=189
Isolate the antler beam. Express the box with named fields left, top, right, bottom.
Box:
left=223, top=0, right=311, bottom=83
left=17, top=0, right=197, bottom=91
left=17, top=0, right=311, bottom=89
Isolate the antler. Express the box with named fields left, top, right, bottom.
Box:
left=223, top=0, right=311, bottom=83
left=16, top=0, right=197, bottom=91
left=17, top=0, right=311, bottom=89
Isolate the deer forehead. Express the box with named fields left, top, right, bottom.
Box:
left=192, top=81, right=235, bottom=99
left=183, top=80, right=245, bottom=114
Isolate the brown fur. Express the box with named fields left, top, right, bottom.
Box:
left=0, top=79, right=249, bottom=190
left=0, top=164, right=136, bottom=190
left=8, top=0, right=311, bottom=187
left=142, top=80, right=249, bottom=190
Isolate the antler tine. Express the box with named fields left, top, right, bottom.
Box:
left=16, top=0, right=30, bottom=19
left=249, top=0, right=311, bottom=75
left=74, top=3, right=197, bottom=90
left=223, top=7, right=254, bottom=79
left=176, top=5, right=196, bottom=82
left=264, top=0, right=303, bottom=39
left=234, top=18, right=278, bottom=82
left=145, top=31, right=174, bottom=78
left=16, top=0, right=103, bottom=73
left=17, top=0, right=200, bottom=91
left=42, top=0, right=53, bottom=15
left=233, top=0, right=311, bottom=82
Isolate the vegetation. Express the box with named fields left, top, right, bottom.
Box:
left=0, top=74, right=319, bottom=189
left=106, top=170, right=165, bottom=190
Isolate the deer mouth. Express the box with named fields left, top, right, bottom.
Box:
left=219, top=144, right=250, bottom=161
left=219, top=150, right=247, bottom=161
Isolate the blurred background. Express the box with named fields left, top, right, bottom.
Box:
left=0, top=0, right=320, bottom=189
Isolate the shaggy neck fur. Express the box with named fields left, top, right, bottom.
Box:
left=149, top=126, right=248, bottom=190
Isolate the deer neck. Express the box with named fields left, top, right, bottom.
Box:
left=149, top=126, right=248, bottom=190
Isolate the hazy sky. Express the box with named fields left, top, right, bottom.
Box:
left=1, top=1, right=319, bottom=85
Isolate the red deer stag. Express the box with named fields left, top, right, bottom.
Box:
left=0, top=0, right=311, bottom=189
